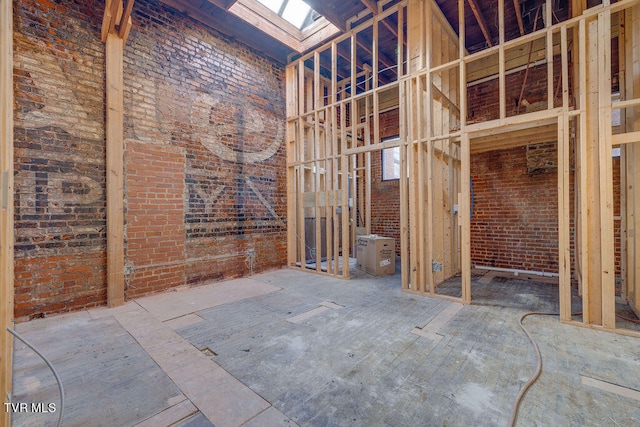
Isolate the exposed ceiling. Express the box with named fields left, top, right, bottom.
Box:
left=157, top=0, right=570, bottom=65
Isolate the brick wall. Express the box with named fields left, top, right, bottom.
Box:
left=124, top=0, right=286, bottom=292
left=13, top=0, right=287, bottom=319
left=13, top=0, right=107, bottom=319
left=470, top=145, right=560, bottom=273
left=369, top=108, right=401, bottom=255
left=467, top=59, right=566, bottom=123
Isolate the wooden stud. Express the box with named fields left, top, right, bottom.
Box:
left=558, top=114, right=572, bottom=321
left=618, top=6, right=627, bottom=301
left=105, top=33, right=126, bottom=308
left=417, top=78, right=427, bottom=292
left=546, top=22, right=554, bottom=109
left=314, top=54, right=322, bottom=272
left=400, top=82, right=410, bottom=291
left=629, top=142, right=640, bottom=316
left=332, top=45, right=340, bottom=277
left=297, top=64, right=306, bottom=270
left=1, top=0, right=14, bottom=421
left=498, top=0, right=506, bottom=119
left=398, top=4, right=405, bottom=79
left=598, top=10, right=616, bottom=328
left=461, top=133, right=471, bottom=304
left=341, top=111, right=350, bottom=278
left=561, top=25, right=569, bottom=109
left=286, top=65, right=298, bottom=267
left=631, top=2, right=640, bottom=315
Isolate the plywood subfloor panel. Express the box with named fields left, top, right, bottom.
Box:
left=11, top=312, right=183, bottom=427
left=136, top=277, right=281, bottom=321
left=11, top=269, right=640, bottom=426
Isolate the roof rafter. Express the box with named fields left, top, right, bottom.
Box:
left=206, top=0, right=238, bottom=10
left=466, top=0, right=493, bottom=47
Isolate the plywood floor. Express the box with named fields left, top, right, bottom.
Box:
left=10, top=269, right=640, bottom=426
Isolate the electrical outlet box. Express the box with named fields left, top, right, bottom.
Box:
left=247, top=249, right=256, bottom=257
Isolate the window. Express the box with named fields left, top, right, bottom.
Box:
left=382, top=145, right=400, bottom=181
left=255, top=0, right=319, bottom=29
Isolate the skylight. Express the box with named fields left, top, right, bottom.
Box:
left=256, top=0, right=316, bottom=29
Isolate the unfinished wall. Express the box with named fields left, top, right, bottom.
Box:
left=470, top=145, right=560, bottom=273
left=370, top=108, right=401, bottom=255
left=467, top=61, right=622, bottom=277
left=122, top=0, right=286, bottom=296
left=13, top=0, right=287, bottom=319
left=467, top=60, right=564, bottom=123
left=13, top=0, right=107, bottom=319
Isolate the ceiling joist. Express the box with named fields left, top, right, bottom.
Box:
left=360, top=0, right=378, bottom=14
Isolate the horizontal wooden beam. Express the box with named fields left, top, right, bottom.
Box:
left=612, top=130, right=640, bottom=145
left=471, top=123, right=558, bottom=153
left=229, top=0, right=302, bottom=51
left=361, top=0, right=378, bottom=14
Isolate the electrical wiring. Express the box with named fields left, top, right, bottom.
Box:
left=509, top=309, right=640, bottom=426
left=7, top=327, right=65, bottom=427
left=508, top=311, right=558, bottom=427
left=616, top=313, right=640, bottom=323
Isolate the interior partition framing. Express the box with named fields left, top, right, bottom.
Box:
left=286, top=0, right=640, bottom=335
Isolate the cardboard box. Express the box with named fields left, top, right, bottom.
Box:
left=356, top=235, right=395, bottom=275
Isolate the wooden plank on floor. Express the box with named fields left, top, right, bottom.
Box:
left=136, top=278, right=280, bottom=321
left=134, top=397, right=197, bottom=427
left=115, top=307, right=271, bottom=426
left=580, top=376, right=640, bottom=401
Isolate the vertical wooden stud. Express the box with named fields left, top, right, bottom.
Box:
left=106, top=33, right=125, bottom=307
left=1, top=0, right=14, bottom=420
left=546, top=1, right=554, bottom=109
left=558, top=114, right=572, bottom=321
left=297, top=63, right=306, bottom=270
left=400, top=81, right=410, bottom=291
left=286, top=65, right=298, bottom=267
left=628, top=0, right=640, bottom=316
left=597, top=10, right=615, bottom=328
left=461, top=133, right=471, bottom=304
left=498, top=0, right=506, bottom=119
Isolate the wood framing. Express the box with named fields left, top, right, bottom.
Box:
left=106, top=33, right=125, bottom=307
left=286, top=0, right=640, bottom=335
left=104, top=1, right=135, bottom=307
left=621, top=2, right=640, bottom=319
left=1, top=0, right=14, bottom=421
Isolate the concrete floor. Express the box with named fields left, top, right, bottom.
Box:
left=10, top=267, right=640, bottom=426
